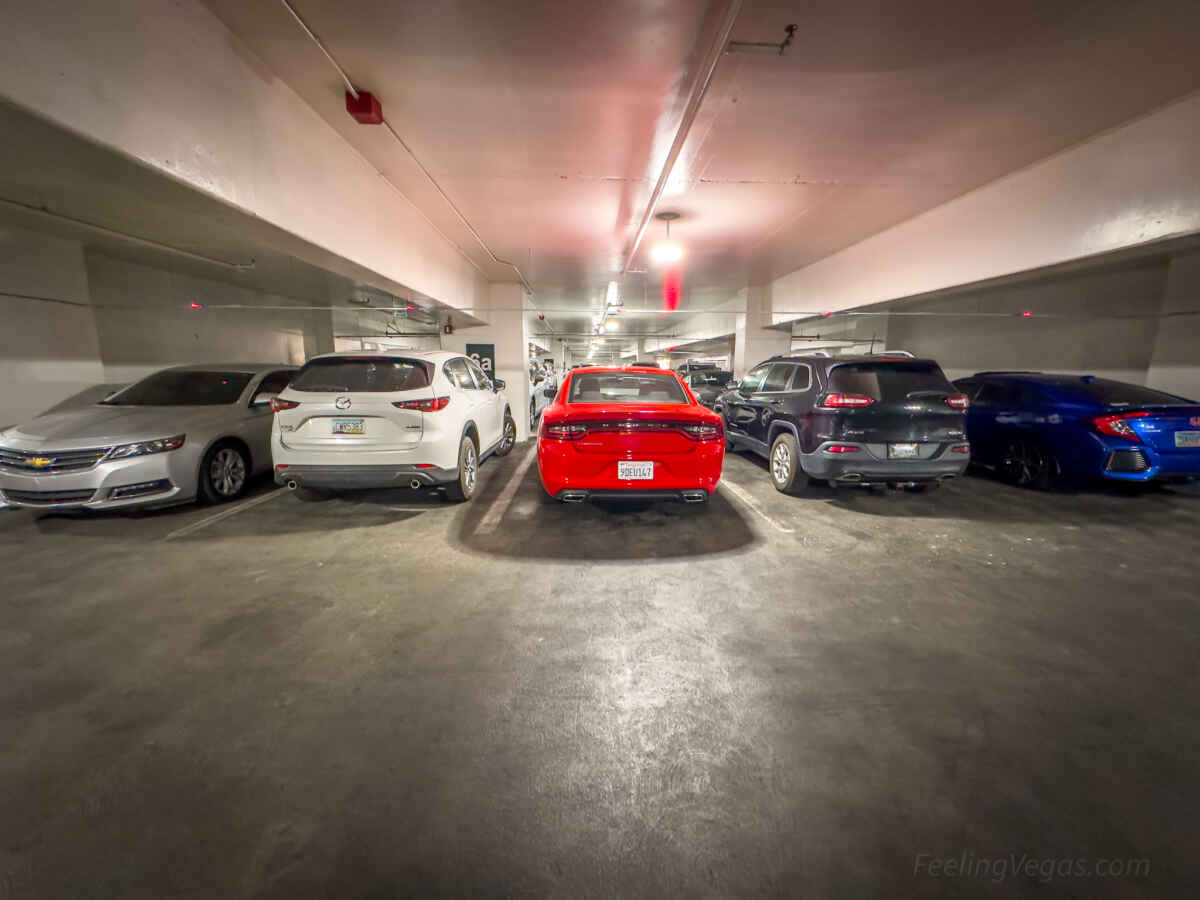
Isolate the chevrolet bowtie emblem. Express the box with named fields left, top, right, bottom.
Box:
left=29, top=457, right=53, bottom=468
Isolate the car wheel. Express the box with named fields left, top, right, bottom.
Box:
left=769, top=433, right=805, bottom=494
left=444, top=434, right=478, bottom=502
left=529, top=399, right=538, bottom=432
left=494, top=411, right=517, bottom=457
left=1000, top=440, right=1059, bottom=489
left=198, top=441, right=249, bottom=505
left=724, top=419, right=737, bottom=452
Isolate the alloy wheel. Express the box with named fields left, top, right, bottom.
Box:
left=501, top=417, right=516, bottom=453
left=463, top=444, right=477, bottom=492
left=210, top=448, right=246, bottom=497
left=772, top=442, right=791, bottom=485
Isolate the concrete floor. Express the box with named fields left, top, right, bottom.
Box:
left=2, top=445, right=1198, bottom=899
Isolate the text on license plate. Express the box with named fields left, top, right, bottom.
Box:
left=332, top=417, right=365, bottom=435
left=888, top=442, right=919, bottom=459
left=617, top=460, right=654, bottom=480
left=1175, top=431, right=1200, bottom=448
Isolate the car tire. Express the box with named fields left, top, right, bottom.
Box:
left=1000, top=439, right=1059, bottom=490
left=494, top=411, right=517, bottom=457
left=724, top=419, right=737, bottom=452
left=529, top=399, right=538, bottom=433
left=198, top=441, right=249, bottom=505
left=769, top=432, right=805, bottom=494
left=444, top=434, right=478, bottom=502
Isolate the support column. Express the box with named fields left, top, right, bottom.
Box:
left=441, top=283, right=534, bottom=442
left=733, top=285, right=791, bottom=378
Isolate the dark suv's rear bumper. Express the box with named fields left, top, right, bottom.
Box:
left=799, top=442, right=969, bottom=483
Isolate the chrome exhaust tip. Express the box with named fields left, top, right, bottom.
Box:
left=838, top=473, right=863, bottom=482
left=559, top=490, right=587, bottom=503
left=409, top=479, right=422, bottom=490
left=681, top=490, right=707, bottom=503
left=285, top=480, right=299, bottom=491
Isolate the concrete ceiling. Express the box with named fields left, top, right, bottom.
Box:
left=202, top=0, right=1200, bottom=337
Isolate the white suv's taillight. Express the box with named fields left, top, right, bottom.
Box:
left=393, top=396, right=450, bottom=411
left=271, top=397, right=300, bottom=412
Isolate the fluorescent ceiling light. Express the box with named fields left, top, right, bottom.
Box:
left=651, top=242, right=683, bottom=265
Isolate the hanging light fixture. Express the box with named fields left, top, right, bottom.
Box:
left=650, top=212, right=683, bottom=265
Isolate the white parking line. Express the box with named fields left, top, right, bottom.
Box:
left=475, top=444, right=539, bottom=536
left=719, top=478, right=795, bottom=534
left=163, top=488, right=287, bottom=541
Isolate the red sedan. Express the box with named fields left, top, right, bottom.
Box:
left=537, top=366, right=725, bottom=503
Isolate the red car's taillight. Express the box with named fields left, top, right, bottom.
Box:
left=542, top=422, right=588, bottom=440
left=1092, top=410, right=1150, bottom=442
left=392, top=396, right=450, bottom=412
left=945, top=394, right=969, bottom=409
left=819, top=393, right=874, bottom=408
left=270, top=397, right=299, bottom=412
left=681, top=422, right=723, bottom=442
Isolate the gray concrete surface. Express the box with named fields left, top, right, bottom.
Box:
left=2, top=445, right=1198, bottom=899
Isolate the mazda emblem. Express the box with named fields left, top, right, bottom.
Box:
left=335, top=397, right=352, bottom=410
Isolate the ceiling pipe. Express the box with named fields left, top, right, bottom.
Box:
left=619, top=0, right=744, bottom=277
left=278, top=0, right=538, bottom=301
left=0, top=196, right=256, bottom=270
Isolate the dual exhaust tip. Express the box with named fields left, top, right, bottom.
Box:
left=285, top=478, right=424, bottom=491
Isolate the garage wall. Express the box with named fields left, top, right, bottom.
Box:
left=85, top=254, right=333, bottom=384
left=884, top=260, right=1169, bottom=383
left=1147, top=250, right=1200, bottom=399
left=0, top=227, right=105, bottom=425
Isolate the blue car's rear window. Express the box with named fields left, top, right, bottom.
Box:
left=1069, top=378, right=1189, bottom=407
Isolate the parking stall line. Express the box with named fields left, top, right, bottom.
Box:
left=475, top=443, right=539, bottom=536
left=718, top=478, right=795, bottom=534
left=163, top=488, right=287, bottom=541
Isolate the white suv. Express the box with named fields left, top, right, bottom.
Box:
left=271, top=350, right=516, bottom=501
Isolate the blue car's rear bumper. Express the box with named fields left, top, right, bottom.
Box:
left=1096, top=439, right=1200, bottom=482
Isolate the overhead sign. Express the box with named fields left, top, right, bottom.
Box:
left=466, top=343, right=496, bottom=375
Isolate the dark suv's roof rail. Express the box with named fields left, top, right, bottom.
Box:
left=866, top=350, right=914, bottom=357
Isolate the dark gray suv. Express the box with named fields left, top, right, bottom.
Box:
left=714, top=353, right=971, bottom=492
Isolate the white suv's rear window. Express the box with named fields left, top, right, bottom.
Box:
left=569, top=372, right=687, bottom=404
left=290, top=357, right=431, bottom=392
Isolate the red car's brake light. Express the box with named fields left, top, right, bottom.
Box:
left=819, top=393, right=874, bottom=408
left=945, top=394, right=969, bottom=409
left=270, top=397, right=300, bottom=412
left=393, top=396, right=450, bottom=411
left=543, top=422, right=588, bottom=440
left=1092, top=410, right=1150, bottom=441
left=680, top=422, right=723, bottom=442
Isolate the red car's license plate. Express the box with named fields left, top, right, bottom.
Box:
left=617, top=461, right=654, bottom=479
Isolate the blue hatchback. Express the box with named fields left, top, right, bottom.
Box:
left=952, top=372, right=1200, bottom=487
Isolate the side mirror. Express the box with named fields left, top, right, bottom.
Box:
left=251, top=392, right=278, bottom=407
left=493, top=379, right=506, bottom=391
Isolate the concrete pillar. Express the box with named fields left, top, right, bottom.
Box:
left=440, top=283, right=534, bottom=442
left=1148, top=250, right=1200, bottom=399
left=733, top=285, right=791, bottom=378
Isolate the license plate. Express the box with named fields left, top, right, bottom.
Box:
left=617, top=460, right=654, bottom=480
left=888, top=442, right=919, bottom=459
left=1175, top=431, right=1200, bottom=448
left=332, top=417, right=365, bottom=435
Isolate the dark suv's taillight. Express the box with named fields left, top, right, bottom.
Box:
left=818, top=393, right=874, bottom=408
left=945, top=394, right=969, bottom=409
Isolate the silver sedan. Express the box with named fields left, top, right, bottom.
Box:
left=0, top=364, right=296, bottom=511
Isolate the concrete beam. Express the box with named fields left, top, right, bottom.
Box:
left=0, top=0, right=484, bottom=314
left=771, top=92, right=1200, bottom=325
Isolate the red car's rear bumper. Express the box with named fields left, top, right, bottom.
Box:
left=537, top=438, right=723, bottom=500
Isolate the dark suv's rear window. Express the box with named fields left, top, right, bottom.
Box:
left=828, top=362, right=955, bottom=402
left=290, top=357, right=431, bottom=393
left=569, top=372, right=688, bottom=404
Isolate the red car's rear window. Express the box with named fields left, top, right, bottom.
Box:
left=568, top=372, right=688, bottom=404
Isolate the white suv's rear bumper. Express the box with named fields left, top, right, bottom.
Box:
left=271, top=430, right=461, bottom=489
